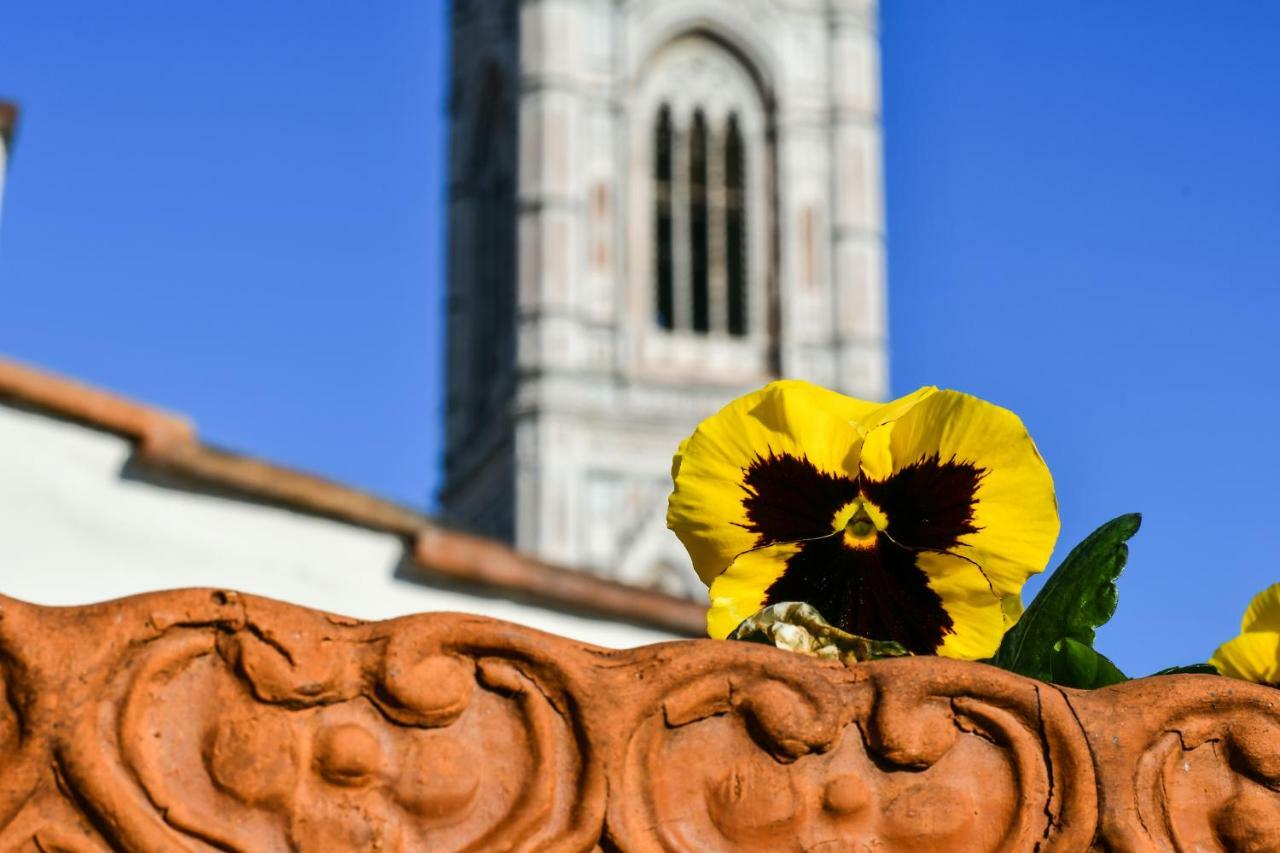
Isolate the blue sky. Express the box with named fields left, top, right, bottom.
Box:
left=3, top=2, right=1279, bottom=674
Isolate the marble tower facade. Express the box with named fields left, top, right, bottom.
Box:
left=442, top=0, right=887, bottom=596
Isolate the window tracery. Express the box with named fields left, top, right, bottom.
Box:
left=651, top=105, right=751, bottom=338
left=639, top=35, right=769, bottom=349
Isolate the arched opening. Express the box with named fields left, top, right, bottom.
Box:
left=634, top=31, right=774, bottom=372
left=725, top=112, right=746, bottom=337
left=654, top=105, right=675, bottom=330
left=688, top=110, right=710, bottom=333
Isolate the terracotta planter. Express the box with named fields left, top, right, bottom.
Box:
left=0, top=590, right=1273, bottom=851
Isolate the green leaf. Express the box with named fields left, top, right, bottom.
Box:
left=990, top=513, right=1140, bottom=681
left=1151, top=663, right=1219, bottom=676
left=1049, top=637, right=1128, bottom=688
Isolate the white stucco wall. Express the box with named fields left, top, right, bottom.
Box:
left=0, top=404, right=677, bottom=648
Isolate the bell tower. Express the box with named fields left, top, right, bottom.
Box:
left=442, top=0, right=887, bottom=596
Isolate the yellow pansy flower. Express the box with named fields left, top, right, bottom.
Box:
left=1210, top=584, right=1280, bottom=684
left=667, top=380, right=1060, bottom=660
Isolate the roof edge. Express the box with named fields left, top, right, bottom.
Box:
left=413, top=528, right=706, bottom=636
left=0, top=102, right=17, bottom=152
left=0, top=359, right=195, bottom=451
left=0, top=356, right=706, bottom=636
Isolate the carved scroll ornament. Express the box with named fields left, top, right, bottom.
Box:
left=0, top=589, right=1276, bottom=851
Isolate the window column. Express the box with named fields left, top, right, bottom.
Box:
left=671, top=111, right=691, bottom=331
left=707, top=114, right=728, bottom=333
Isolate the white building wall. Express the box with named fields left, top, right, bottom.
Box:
left=0, top=404, right=675, bottom=649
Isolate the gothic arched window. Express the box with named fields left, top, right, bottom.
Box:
left=637, top=34, right=771, bottom=363
left=649, top=106, right=755, bottom=338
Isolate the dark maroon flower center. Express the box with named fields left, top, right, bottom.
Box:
left=738, top=451, right=985, bottom=653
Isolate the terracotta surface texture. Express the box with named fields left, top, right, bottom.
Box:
left=0, top=590, right=1277, bottom=852
left=0, top=358, right=704, bottom=636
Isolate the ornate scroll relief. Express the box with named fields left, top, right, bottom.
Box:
left=1078, top=677, right=1280, bottom=851
left=0, top=656, right=20, bottom=777
left=47, top=593, right=597, bottom=852
left=0, top=596, right=116, bottom=851
left=610, top=652, right=1097, bottom=852
left=10, top=589, right=1280, bottom=851
left=0, top=647, right=39, bottom=837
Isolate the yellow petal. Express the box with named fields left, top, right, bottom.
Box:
left=706, top=542, right=802, bottom=639
left=1001, top=592, right=1025, bottom=626
left=859, top=389, right=1058, bottom=600
left=1241, top=583, right=1280, bottom=633
left=792, top=380, right=884, bottom=431
left=916, top=550, right=1008, bottom=661
left=1210, top=631, right=1280, bottom=684
left=668, top=381, right=864, bottom=586
left=854, top=385, right=938, bottom=435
